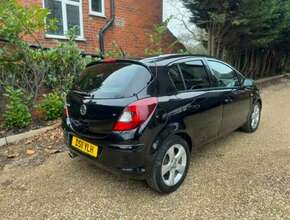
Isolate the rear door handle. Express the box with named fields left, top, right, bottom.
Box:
left=224, top=98, right=233, bottom=104
left=233, top=90, right=245, bottom=95
left=187, top=103, right=200, bottom=110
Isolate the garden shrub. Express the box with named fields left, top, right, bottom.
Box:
left=45, top=28, right=95, bottom=93
left=0, top=31, right=94, bottom=109
left=40, top=92, right=64, bottom=120
left=104, top=41, right=127, bottom=58
left=144, top=19, right=172, bottom=56
left=3, top=87, right=32, bottom=129
left=0, top=1, right=97, bottom=128
left=0, top=0, right=56, bottom=108
left=0, top=2, right=92, bottom=108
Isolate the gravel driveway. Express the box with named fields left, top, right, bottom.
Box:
left=0, top=80, right=290, bottom=220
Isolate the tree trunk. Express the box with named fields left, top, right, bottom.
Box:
left=208, top=25, right=212, bottom=55
left=241, top=49, right=249, bottom=75
left=260, top=52, right=267, bottom=78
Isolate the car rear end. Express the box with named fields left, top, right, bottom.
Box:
left=62, top=59, right=159, bottom=179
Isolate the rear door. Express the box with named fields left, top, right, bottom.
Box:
left=67, top=61, right=152, bottom=138
left=169, top=59, right=223, bottom=145
left=206, top=60, right=251, bottom=135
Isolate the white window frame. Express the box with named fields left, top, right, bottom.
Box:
left=89, top=0, right=105, bottom=17
left=43, top=0, right=85, bottom=40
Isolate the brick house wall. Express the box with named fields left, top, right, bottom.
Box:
left=18, top=0, right=183, bottom=56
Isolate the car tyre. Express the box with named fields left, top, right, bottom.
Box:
left=146, top=135, right=190, bottom=193
left=241, top=101, right=261, bottom=133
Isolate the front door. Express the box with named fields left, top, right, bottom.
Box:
left=207, top=60, right=252, bottom=136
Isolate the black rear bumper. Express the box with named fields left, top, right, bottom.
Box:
left=64, top=129, right=148, bottom=180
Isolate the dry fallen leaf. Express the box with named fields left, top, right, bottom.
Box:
left=7, top=153, right=19, bottom=159
left=25, top=140, right=32, bottom=145
left=26, top=149, right=35, bottom=155
left=45, top=149, right=61, bottom=154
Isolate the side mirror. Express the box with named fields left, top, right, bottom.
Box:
left=243, top=78, right=255, bottom=88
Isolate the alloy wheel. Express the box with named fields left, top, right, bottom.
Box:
left=251, top=104, right=260, bottom=129
left=161, top=144, right=187, bottom=186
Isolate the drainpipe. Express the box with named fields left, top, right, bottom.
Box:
left=99, top=0, right=115, bottom=58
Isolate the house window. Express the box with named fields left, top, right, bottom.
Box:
left=44, top=0, right=84, bottom=39
left=89, top=0, right=105, bottom=17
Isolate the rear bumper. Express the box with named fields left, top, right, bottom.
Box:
left=63, top=129, right=148, bottom=180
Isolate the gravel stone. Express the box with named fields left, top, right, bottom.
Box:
left=0, top=81, right=289, bottom=219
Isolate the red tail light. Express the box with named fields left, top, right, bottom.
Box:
left=63, top=105, right=69, bottom=118
left=113, top=97, right=158, bottom=131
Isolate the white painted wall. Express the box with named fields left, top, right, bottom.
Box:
left=163, top=0, right=198, bottom=47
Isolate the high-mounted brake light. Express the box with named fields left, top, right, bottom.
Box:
left=103, top=58, right=117, bottom=63
left=63, top=104, right=69, bottom=118
left=113, top=97, right=158, bottom=131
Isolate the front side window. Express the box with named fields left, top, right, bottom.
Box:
left=89, top=0, right=105, bottom=16
left=44, top=0, right=83, bottom=38
left=179, top=60, right=211, bottom=90
left=208, top=61, right=240, bottom=88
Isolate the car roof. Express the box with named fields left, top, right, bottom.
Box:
left=86, top=54, right=220, bottom=69
left=139, top=54, right=216, bottom=66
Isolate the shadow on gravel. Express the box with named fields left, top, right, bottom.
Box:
left=68, top=155, right=160, bottom=196
left=65, top=130, right=244, bottom=196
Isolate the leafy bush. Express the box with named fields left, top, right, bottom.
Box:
left=44, top=28, right=95, bottom=93
left=0, top=0, right=57, bottom=107
left=0, top=30, right=94, bottom=108
left=0, top=0, right=54, bottom=42
left=0, top=1, right=97, bottom=128
left=40, top=92, right=64, bottom=120
left=3, top=87, right=32, bottom=129
left=0, top=2, right=91, bottom=109
left=104, top=41, right=127, bottom=58
left=144, top=21, right=168, bottom=56
left=144, top=19, right=177, bottom=56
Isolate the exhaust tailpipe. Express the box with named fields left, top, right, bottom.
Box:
left=68, top=151, right=78, bottom=159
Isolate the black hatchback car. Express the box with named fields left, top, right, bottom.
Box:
left=63, top=54, right=262, bottom=193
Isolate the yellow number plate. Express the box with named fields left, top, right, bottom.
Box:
left=71, top=136, right=98, bottom=158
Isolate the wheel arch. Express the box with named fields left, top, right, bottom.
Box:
left=152, top=122, right=194, bottom=154
left=253, top=92, right=262, bottom=108
left=256, top=98, right=262, bottom=108
left=174, top=132, right=193, bottom=153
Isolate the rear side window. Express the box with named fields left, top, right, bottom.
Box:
left=168, top=65, right=185, bottom=91
left=179, top=60, right=210, bottom=90
left=75, top=63, right=152, bottom=98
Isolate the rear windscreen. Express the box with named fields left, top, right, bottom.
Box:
left=74, top=63, right=152, bottom=99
